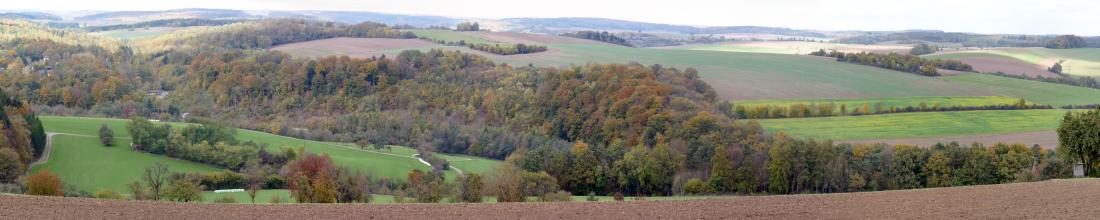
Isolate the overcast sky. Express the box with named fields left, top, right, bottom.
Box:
left=7, top=0, right=1099, bottom=35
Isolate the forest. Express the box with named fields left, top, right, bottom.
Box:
left=0, top=18, right=1084, bottom=200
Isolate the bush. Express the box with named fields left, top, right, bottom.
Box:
left=613, top=192, right=625, bottom=201
left=214, top=196, right=238, bottom=203
left=586, top=192, right=598, bottom=202
left=543, top=190, right=572, bottom=202
left=456, top=173, right=484, bottom=203
left=269, top=195, right=288, bottom=204
left=0, top=183, right=24, bottom=194
left=163, top=179, right=204, bottom=202
left=26, top=170, right=63, bottom=196
left=94, top=189, right=126, bottom=200
left=683, top=178, right=708, bottom=195
left=99, top=124, right=114, bottom=146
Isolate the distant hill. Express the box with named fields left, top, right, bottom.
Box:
left=499, top=17, right=827, bottom=38
left=0, top=12, right=62, bottom=21
left=73, top=8, right=256, bottom=25
left=280, top=11, right=459, bottom=27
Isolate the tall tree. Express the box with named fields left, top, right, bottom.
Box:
left=1057, top=108, right=1100, bottom=176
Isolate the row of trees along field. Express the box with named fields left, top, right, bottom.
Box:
left=809, top=49, right=973, bottom=76
left=561, top=31, right=633, bottom=47
left=455, top=22, right=480, bottom=32
left=722, top=99, right=1052, bottom=119
left=423, top=38, right=548, bottom=55
left=988, top=72, right=1100, bottom=90
left=0, top=19, right=1095, bottom=200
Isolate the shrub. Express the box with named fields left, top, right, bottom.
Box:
left=683, top=178, right=708, bottom=195
left=269, top=195, right=288, bottom=204
left=586, top=192, right=598, bottom=202
left=163, top=179, right=204, bottom=202
left=127, top=181, right=150, bottom=200
left=98, top=124, right=114, bottom=146
left=94, top=189, right=126, bottom=200
left=456, top=173, right=484, bottom=203
left=26, top=170, right=63, bottom=196
left=0, top=183, right=24, bottom=194
left=613, top=192, right=625, bottom=201
left=214, top=196, right=238, bottom=203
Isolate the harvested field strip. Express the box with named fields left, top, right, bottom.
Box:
left=841, top=131, right=1059, bottom=149
left=735, top=96, right=1030, bottom=112
left=755, top=109, right=1071, bottom=141
left=2, top=179, right=1098, bottom=219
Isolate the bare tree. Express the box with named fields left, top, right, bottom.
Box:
left=142, top=163, right=170, bottom=201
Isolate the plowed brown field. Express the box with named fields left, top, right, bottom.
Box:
left=3, top=179, right=1099, bottom=219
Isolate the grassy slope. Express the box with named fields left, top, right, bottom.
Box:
left=735, top=96, right=1029, bottom=110
left=944, top=74, right=1100, bottom=106
left=32, top=116, right=500, bottom=193
left=30, top=117, right=224, bottom=193
left=754, top=109, right=1070, bottom=140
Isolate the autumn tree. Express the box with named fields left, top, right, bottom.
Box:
left=708, top=146, right=736, bottom=193
left=566, top=142, right=600, bottom=194
left=924, top=151, right=952, bottom=187
left=285, top=151, right=338, bottom=203
left=26, top=170, right=63, bottom=196
left=0, top=148, right=23, bottom=183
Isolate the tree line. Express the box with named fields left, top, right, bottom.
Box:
left=988, top=72, right=1100, bottom=90
left=561, top=31, right=633, bottom=47
left=810, top=49, right=973, bottom=76
left=456, top=22, right=480, bottom=32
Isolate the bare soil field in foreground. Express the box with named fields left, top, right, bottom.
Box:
left=842, top=131, right=1059, bottom=149
left=3, top=179, right=1099, bottom=219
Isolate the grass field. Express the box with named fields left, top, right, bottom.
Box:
left=755, top=109, right=1071, bottom=141
left=30, top=116, right=500, bottom=194
left=943, top=73, right=1100, bottom=106
left=408, top=29, right=497, bottom=44
left=927, top=48, right=1100, bottom=76
left=735, top=96, right=1030, bottom=111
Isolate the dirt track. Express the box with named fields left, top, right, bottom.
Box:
left=3, top=179, right=1099, bottom=219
